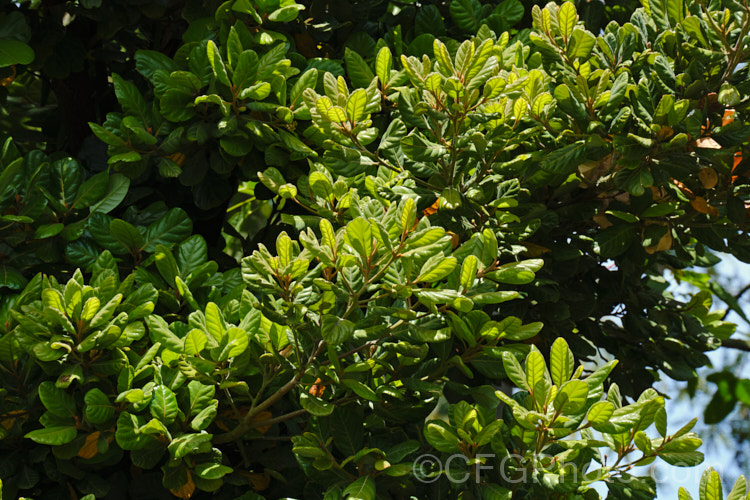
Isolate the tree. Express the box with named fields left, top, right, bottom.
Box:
left=1, top=0, right=750, bottom=498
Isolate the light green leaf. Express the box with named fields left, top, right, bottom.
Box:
left=502, top=351, right=528, bottom=390
left=345, top=217, right=372, bottom=258
left=424, top=420, right=461, bottom=452
left=550, top=337, right=574, bottom=386
left=418, top=255, right=457, bottom=283
left=586, top=401, right=615, bottom=424
left=326, top=106, right=347, bottom=123
left=220, top=327, right=249, bottom=359
left=207, top=40, right=230, bottom=86
left=375, top=47, right=392, bottom=86
left=553, top=380, right=589, bottom=414
left=525, top=349, right=548, bottom=390
left=184, top=329, right=207, bottom=355
left=346, top=88, right=368, bottom=123
left=150, top=385, right=179, bottom=424
left=726, top=476, right=747, bottom=500
left=460, top=255, right=478, bottom=290
left=25, top=426, right=77, bottom=445
left=558, top=2, right=577, bottom=39
left=205, top=302, right=226, bottom=343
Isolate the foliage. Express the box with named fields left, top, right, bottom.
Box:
left=276, top=0, right=749, bottom=395
left=679, top=467, right=750, bottom=500
left=2, top=0, right=750, bottom=498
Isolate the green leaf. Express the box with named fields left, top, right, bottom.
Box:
left=418, top=255, right=457, bottom=283
left=268, top=4, right=304, bottom=22
left=146, top=314, right=184, bottom=352
left=205, top=302, right=227, bottom=343
left=550, top=337, right=574, bottom=386
left=553, top=380, right=589, bottom=413
left=346, top=88, right=368, bottom=123
left=660, top=450, right=704, bottom=467
left=207, top=40, right=230, bottom=86
left=345, top=217, right=372, bottom=257
left=290, top=68, right=317, bottom=108
left=321, top=315, right=355, bottom=345
left=300, top=392, right=335, bottom=416
left=481, top=484, right=513, bottom=500
left=110, top=219, right=145, bottom=254
left=400, top=198, right=416, bottom=233
left=184, top=329, right=207, bottom=355
left=342, top=475, right=376, bottom=500
left=89, top=293, right=123, bottom=328
left=460, top=255, right=479, bottom=290
left=594, top=225, right=635, bottom=257
left=375, top=47, right=392, bottom=86
left=0, top=38, right=34, bottom=67
left=566, top=28, right=595, bottom=59
left=154, top=244, right=180, bottom=288
left=194, top=462, right=233, bottom=480
left=143, top=208, right=193, bottom=252
left=84, top=388, right=115, bottom=425
left=219, top=327, right=249, bottom=359
left=38, top=381, right=76, bottom=419
left=345, top=48, right=375, bottom=88
left=150, top=385, right=179, bottom=424
left=191, top=402, right=217, bottom=431
left=90, top=174, right=130, bottom=214
left=168, top=433, right=213, bottom=459
left=342, top=379, right=379, bottom=401
left=700, top=468, right=721, bottom=500
left=72, top=171, right=109, bottom=209
left=502, top=352, right=528, bottom=390
left=160, top=89, right=195, bottom=122
left=187, top=381, right=216, bottom=417
left=112, top=74, right=148, bottom=124
left=25, top=426, right=77, bottom=445
left=309, top=172, right=333, bottom=202
left=0, top=157, right=23, bottom=197
left=401, top=133, right=447, bottom=162
left=486, top=259, right=543, bottom=284
left=525, top=349, right=548, bottom=390
left=34, top=223, right=64, bottom=239
left=135, top=49, right=180, bottom=81
left=586, top=401, right=615, bottom=424
left=326, top=106, right=347, bottom=123
left=540, top=141, right=585, bottom=173
left=450, top=0, right=481, bottom=33
left=49, top=157, right=85, bottom=207
left=558, top=2, right=577, bottom=39
left=726, top=476, right=747, bottom=500
left=331, top=407, right=364, bottom=455
left=0, top=264, right=26, bottom=290
left=424, top=420, right=461, bottom=452
left=654, top=407, right=667, bottom=437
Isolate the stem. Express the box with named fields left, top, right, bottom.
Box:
left=214, top=341, right=325, bottom=444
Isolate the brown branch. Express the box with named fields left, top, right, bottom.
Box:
left=721, top=338, right=750, bottom=352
